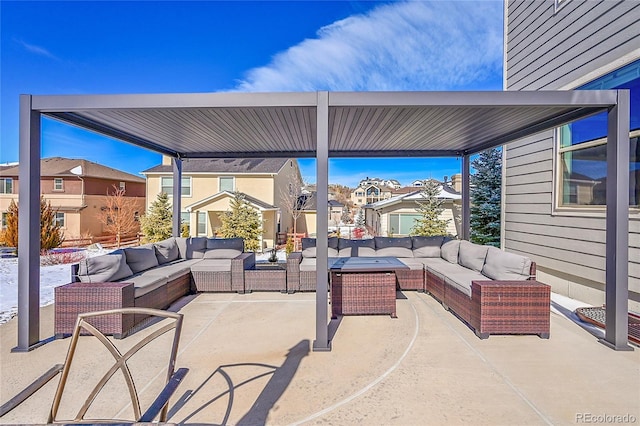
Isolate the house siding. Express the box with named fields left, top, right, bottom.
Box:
left=504, top=0, right=640, bottom=310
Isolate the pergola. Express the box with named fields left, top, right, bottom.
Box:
left=17, top=90, right=632, bottom=352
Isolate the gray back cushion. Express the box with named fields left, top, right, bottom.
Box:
left=301, top=238, right=339, bottom=258
left=176, top=237, right=207, bottom=259
left=458, top=240, right=489, bottom=272
left=339, top=238, right=375, bottom=257
left=412, top=236, right=444, bottom=258
left=440, top=238, right=460, bottom=263
left=154, top=237, right=179, bottom=264
left=204, top=237, right=244, bottom=259
left=374, top=237, right=413, bottom=258
left=124, top=245, right=159, bottom=274
left=78, top=250, right=132, bottom=283
left=482, top=247, right=532, bottom=280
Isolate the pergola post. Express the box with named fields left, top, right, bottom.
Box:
left=313, top=91, right=331, bottom=351
left=461, top=154, right=471, bottom=241
left=14, top=95, right=42, bottom=352
left=602, top=90, right=632, bottom=351
left=172, top=158, right=182, bottom=237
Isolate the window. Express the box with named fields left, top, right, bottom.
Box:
left=180, top=212, right=190, bottom=234
left=0, top=178, right=12, bottom=194
left=161, top=176, right=191, bottom=197
left=389, top=213, right=422, bottom=236
left=557, top=59, right=640, bottom=208
left=54, top=212, right=65, bottom=227
left=219, top=176, right=234, bottom=192
left=119, top=181, right=126, bottom=190
left=197, top=212, right=207, bottom=236
left=54, top=178, right=63, bottom=191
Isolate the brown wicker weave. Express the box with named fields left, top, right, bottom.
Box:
left=331, top=271, right=397, bottom=318
left=469, top=280, right=550, bottom=338
left=245, top=265, right=287, bottom=292
left=396, top=269, right=424, bottom=291
left=425, top=269, right=445, bottom=302
left=191, top=270, right=232, bottom=292
left=54, top=282, right=135, bottom=338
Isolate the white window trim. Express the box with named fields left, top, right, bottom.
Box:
left=0, top=178, right=12, bottom=194
left=53, top=178, right=64, bottom=191
left=119, top=181, right=126, bottom=190
left=219, top=176, right=235, bottom=192
left=197, top=211, right=207, bottom=237
left=54, top=212, right=65, bottom=228
left=161, top=176, right=192, bottom=197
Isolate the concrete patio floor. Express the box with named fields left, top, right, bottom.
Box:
left=1, top=291, right=639, bottom=425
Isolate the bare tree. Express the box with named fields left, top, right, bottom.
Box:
left=97, top=185, right=140, bottom=247
left=279, top=175, right=313, bottom=242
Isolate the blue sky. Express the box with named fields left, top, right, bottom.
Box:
left=1, top=1, right=503, bottom=187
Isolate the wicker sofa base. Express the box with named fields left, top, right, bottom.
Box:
left=396, top=269, right=425, bottom=291
left=427, top=273, right=550, bottom=339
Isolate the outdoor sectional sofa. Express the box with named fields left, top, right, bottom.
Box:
left=57, top=237, right=255, bottom=337
left=287, top=236, right=550, bottom=338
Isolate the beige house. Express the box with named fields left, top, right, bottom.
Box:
left=0, top=157, right=146, bottom=240
left=364, top=183, right=462, bottom=237
left=296, top=195, right=345, bottom=237
left=350, top=178, right=397, bottom=207
left=142, top=157, right=302, bottom=250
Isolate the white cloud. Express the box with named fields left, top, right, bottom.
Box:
left=13, top=37, right=60, bottom=61
left=235, top=1, right=503, bottom=92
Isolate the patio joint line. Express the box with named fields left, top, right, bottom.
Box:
left=416, top=294, right=554, bottom=426
left=291, top=298, right=420, bottom=425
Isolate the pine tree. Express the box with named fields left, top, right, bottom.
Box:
left=470, top=147, right=502, bottom=247
left=354, top=208, right=365, bottom=229
left=140, top=192, right=173, bottom=242
left=2, top=199, right=18, bottom=248
left=217, top=192, right=263, bottom=252
left=411, top=179, right=449, bottom=236
left=1, top=197, right=65, bottom=251
left=40, top=197, right=65, bottom=251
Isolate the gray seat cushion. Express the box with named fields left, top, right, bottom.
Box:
left=420, top=257, right=451, bottom=269
left=412, top=235, right=444, bottom=258
left=426, top=260, right=468, bottom=279
left=396, top=258, right=424, bottom=270
left=124, top=245, right=159, bottom=274
left=375, top=237, right=413, bottom=258
left=144, top=262, right=193, bottom=282
left=444, top=270, right=487, bottom=298
left=482, top=247, right=532, bottom=280
left=203, top=238, right=244, bottom=259
left=77, top=250, right=132, bottom=283
left=190, top=258, right=232, bottom=272
left=121, top=273, right=167, bottom=298
left=154, top=237, right=180, bottom=264
left=299, top=257, right=317, bottom=272
left=458, top=241, right=489, bottom=272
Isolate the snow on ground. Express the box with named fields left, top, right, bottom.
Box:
left=0, top=248, right=281, bottom=324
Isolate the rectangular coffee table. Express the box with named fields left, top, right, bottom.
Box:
left=330, top=257, right=408, bottom=318
left=245, top=261, right=287, bottom=293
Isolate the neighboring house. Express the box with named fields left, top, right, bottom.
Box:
left=350, top=177, right=397, bottom=207
left=0, top=157, right=146, bottom=239
left=142, top=157, right=302, bottom=250
left=504, top=1, right=639, bottom=311
left=294, top=193, right=345, bottom=237
left=364, top=182, right=462, bottom=237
